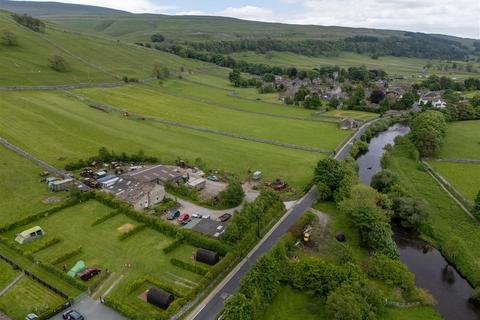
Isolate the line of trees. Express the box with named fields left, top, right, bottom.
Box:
left=11, top=13, right=45, bottom=32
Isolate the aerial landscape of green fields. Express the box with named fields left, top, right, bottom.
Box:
left=0, top=0, right=479, bottom=319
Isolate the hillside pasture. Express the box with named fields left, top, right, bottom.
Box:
left=428, top=161, right=480, bottom=202
left=0, top=90, right=325, bottom=190
left=0, top=145, right=66, bottom=226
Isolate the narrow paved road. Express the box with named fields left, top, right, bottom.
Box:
left=187, top=117, right=377, bottom=320
left=187, top=187, right=317, bottom=320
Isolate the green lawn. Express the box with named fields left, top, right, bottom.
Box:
left=438, top=120, right=480, bottom=160
left=76, top=84, right=349, bottom=152
left=321, top=109, right=379, bottom=121
left=0, top=276, right=65, bottom=320
left=0, top=144, right=66, bottom=225
left=0, top=90, right=323, bottom=190
left=2, top=200, right=208, bottom=316
left=386, top=140, right=480, bottom=285
left=428, top=161, right=480, bottom=202
left=0, top=260, right=19, bottom=289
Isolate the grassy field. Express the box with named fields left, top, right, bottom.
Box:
left=0, top=144, right=67, bottom=225
left=230, top=51, right=479, bottom=79
left=0, top=260, right=18, bottom=289
left=0, top=90, right=324, bottom=190
left=386, top=140, right=480, bottom=285
left=2, top=200, right=207, bottom=315
left=0, top=276, right=65, bottom=320
left=428, top=161, right=480, bottom=202
left=320, top=109, right=379, bottom=121
left=438, top=120, right=480, bottom=160
left=76, top=84, right=350, bottom=151
left=0, top=11, right=207, bottom=86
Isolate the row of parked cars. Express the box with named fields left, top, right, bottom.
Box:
left=166, top=210, right=231, bottom=224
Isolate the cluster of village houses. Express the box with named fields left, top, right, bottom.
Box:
left=271, top=75, right=447, bottom=111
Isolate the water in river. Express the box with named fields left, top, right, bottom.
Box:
left=356, top=124, right=480, bottom=320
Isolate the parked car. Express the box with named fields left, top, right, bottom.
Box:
left=202, top=215, right=211, bottom=220
left=25, top=314, right=38, bottom=320
left=78, top=268, right=101, bottom=281
left=207, top=175, right=218, bottom=181
left=191, top=213, right=201, bottom=219
left=181, top=218, right=192, bottom=226
left=178, top=213, right=190, bottom=222
left=218, top=213, right=232, bottom=222
left=62, top=310, right=84, bottom=320
left=166, top=210, right=180, bottom=220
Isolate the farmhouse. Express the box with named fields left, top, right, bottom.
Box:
left=419, top=92, right=447, bottom=109
left=105, top=177, right=166, bottom=210
left=339, top=118, right=362, bottom=130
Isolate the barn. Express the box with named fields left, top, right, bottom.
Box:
left=147, top=287, right=174, bottom=310
left=195, top=248, right=219, bottom=265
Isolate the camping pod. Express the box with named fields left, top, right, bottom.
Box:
left=195, top=248, right=219, bottom=265
left=147, top=287, right=174, bottom=310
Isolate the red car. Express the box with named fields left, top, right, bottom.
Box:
left=78, top=268, right=101, bottom=281
left=177, top=213, right=190, bottom=222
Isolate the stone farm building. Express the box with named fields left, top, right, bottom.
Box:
left=104, top=165, right=182, bottom=210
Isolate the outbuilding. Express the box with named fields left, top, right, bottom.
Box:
left=98, top=175, right=119, bottom=188
left=147, top=287, right=174, bottom=310
left=15, top=226, right=45, bottom=244
left=195, top=248, right=219, bottom=265
left=50, top=178, right=73, bottom=192
left=187, top=178, right=206, bottom=190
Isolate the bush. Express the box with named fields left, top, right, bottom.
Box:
left=170, top=258, right=208, bottom=276
left=49, top=55, right=68, bottom=72
left=217, top=180, right=245, bottom=208
left=349, top=139, right=369, bottom=159
left=313, top=158, right=355, bottom=200
left=370, top=169, right=399, bottom=193
left=1, top=29, right=18, bottom=46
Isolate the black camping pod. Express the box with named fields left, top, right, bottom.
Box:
left=195, top=248, right=219, bottom=265
left=147, top=287, right=174, bottom=310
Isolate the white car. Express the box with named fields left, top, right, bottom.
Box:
left=202, top=215, right=211, bottom=219
left=191, top=213, right=201, bottom=218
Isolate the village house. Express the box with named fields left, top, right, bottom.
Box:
left=419, top=92, right=447, bottom=109
left=339, top=118, right=362, bottom=130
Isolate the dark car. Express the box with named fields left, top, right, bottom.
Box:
left=62, top=310, right=84, bottom=320
left=166, top=210, right=180, bottom=220
left=78, top=268, right=101, bottom=281
left=218, top=213, right=232, bottom=222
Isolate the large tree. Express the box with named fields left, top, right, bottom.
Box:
left=49, top=55, right=68, bottom=72
left=410, top=110, right=447, bottom=157
left=0, top=30, right=18, bottom=46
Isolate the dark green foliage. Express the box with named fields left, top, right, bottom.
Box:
left=222, top=190, right=284, bottom=244
left=222, top=294, right=254, bottom=320
left=339, top=185, right=398, bottom=258
left=370, top=170, right=398, bottom=193
left=303, top=94, right=322, bottom=109
left=217, top=180, right=245, bottom=208
left=410, top=111, right=447, bottom=157
left=64, top=147, right=158, bottom=171
left=474, top=191, right=480, bottom=219
left=396, top=92, right=416, bottom=110
left=349, top=139, right=369, bottom=159
left=12, top=13, right=45, bottom=32
left=391, top=197, right=429, bottom=229
left=24, top=236, right=62, bottom=256
left=153, top=62, right=170, bottom=79
left=228, top=69, right=258, bottom=87
left=49, top=55, right=68, bottom=72
left=369, top=89, right=385, bottom=104
left=444, top=103, right=480, bottom=121
left=170, top=258, right=208, bottom=276
left=294, top=85, right=310, bottom=102
left=150, top=33, right=165, bottom=42
left=470, top=287, right=480, bottom=303
left=1, top=29, right=18, bottom=46
left=325, top=281, right=383, bottom=320
left=313, top=158, right=355, bottom=200
left=365, top=253, right=415, bottom=295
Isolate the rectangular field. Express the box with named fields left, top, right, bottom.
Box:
left=0, top=90, right=326, bottom=190
left=438, top=120, right=480, bottom=160
left=0, top=145, right=66, bottom=225
left=75, top=84, right=349, bottom=151
left=428, top=161, right=480, bottom=202
left=0, top=276, right=65, bottom=320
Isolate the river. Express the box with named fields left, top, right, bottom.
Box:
left=356, top=123, right=480, bottom=320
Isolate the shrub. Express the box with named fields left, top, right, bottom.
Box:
left=91, top=210, right=119, bottom=226
left=49, top=55, right=68, bottom=72
left=365, top=253, right=415, bottom=295
left=170, top=258, right=208, bottom=276
left=1, top=29, right=18, bottom=46
left=162, top=239, right=183, bottom=254
left=118, top=224, right=146, bottom=240
left=370, top=169, right=399, bottom=193
left=349, top=139, right=369, bottom=159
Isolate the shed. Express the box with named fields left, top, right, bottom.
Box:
left=195, top=248, right=219, bottom=265
left=147, top=287, right=174, bottom=310
left=187, top=178, right=206, bottom=190
left=98, top=175, right=119, bottom=188
left=50, top=178, right=73, bottom=192
left=15, top=226, right=45, bottom=244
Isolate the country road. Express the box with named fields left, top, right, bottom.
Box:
left=186, top=117, right=373, bottom=320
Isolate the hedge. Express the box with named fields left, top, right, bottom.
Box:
left=127, top=275, right=186, bottom=298
left=24, top=236, right=62, bottom=256
left=162, top=239, right=183, bottom=254
left=91, top=210, right=120, bottom=226
left=50, top=247, right=82, bottom=265
left=171, top=258, right=208, bottom=276
left=37, top=261, right=87, bottom=291
left=119, top=224, right=146, bottom=240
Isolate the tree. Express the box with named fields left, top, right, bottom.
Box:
left=314, top=159, right=355, bottom=199
left=262, top=73, right=275, bottom=82
left=49, top=55, right=68, bottom=72
left=150, top=33, right=165, bottom=42
left=370, top=170, right=398, bottom=193
left=218, top=180, right=245, bottom=207
left=294, top=85, right=310, bottom=102
left=329, top=97, right=340, bottom=109
left=471, top=93, right=480, bottom=108
left=410, top=111, right=447, bottom=157
left=396, top=92, right=416, bottom=110
left=1, top=30, right=18, bottom=46
left=369, top=89, right=385, bottom=104
left=229, top=70, right=242, bottom=86
left=392, top=197, right=429, bottom=229
left=152, top=63, right=170, bottom=79
left=222, top=293, right=254, bottom=320
left=303, top=94, right=322, bottom=109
